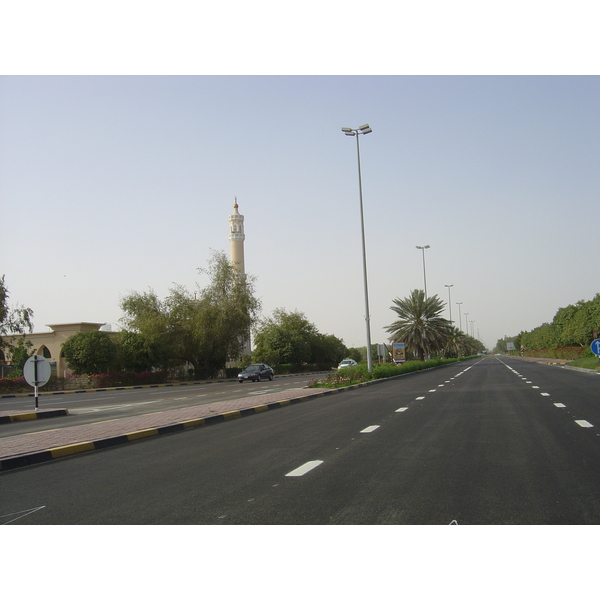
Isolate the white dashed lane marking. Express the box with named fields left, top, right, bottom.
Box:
left=395, top=407, right=409, bottom=412
left=285, top=461, right=324, bottom=477
left=575, top=420, right=594, bottom=428
left=360, top=425, right=380, bottom=433
left=554, top=403, right=566, bottom=408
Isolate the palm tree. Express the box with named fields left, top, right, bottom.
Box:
left=385, top=289, right=451, bottom=361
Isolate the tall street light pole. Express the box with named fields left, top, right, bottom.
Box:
left=342, top=124, right=373, bottom=373
left=463, top=312, right=469, bottom=334
left=456, top=302, right=463, bottom=331
left=416, top=245, right=430, bottom=299
left=445, top=284, right=453, bottom=324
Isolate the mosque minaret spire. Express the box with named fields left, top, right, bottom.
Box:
left=228, top=196, right=245, bottom=274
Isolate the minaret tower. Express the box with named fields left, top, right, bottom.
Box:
left=228, top=197, right=245, bottom=274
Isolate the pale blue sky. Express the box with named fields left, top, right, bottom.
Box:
left=2, top=75, right=599, bottom=350
left=2, top=2, right=599, bottom=351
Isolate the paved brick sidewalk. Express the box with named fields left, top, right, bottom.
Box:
left=0, top=387, right=340, bottom=469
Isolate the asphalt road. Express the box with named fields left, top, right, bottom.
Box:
left=0, top=373, right=318, bottom=435
left=2, top=357, right=600, bottom=525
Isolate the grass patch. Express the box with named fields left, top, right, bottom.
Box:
left=569, top=357, right=600, bottom=371
left=309, top=357, right=473, bottom=388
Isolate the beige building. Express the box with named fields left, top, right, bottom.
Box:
left=1, top=200, right=251, bottom=374
left=1, top=322, right=106, bottom=376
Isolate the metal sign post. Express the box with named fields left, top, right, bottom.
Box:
left=23, top=355, right=52, bottom=411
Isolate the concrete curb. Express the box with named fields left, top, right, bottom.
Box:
left=511, top=356, right=600, bottom=375
left=0, top=409, right=69, bottom=425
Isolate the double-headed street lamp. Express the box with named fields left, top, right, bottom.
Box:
left=456, top=302, right=463, bottom=331
left=342, top=124, right=373, bottom=373
left=416, top=245, right=430, bottom=299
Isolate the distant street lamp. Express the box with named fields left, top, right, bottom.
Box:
left=463, top=312, right=469, bottom=335
left=342, top=124, right=373, bottom=373
left=456, top=302, right=463, bottom=331
left=445, top=284, right=453, bottom=324
left=416, top=245, right=430, bottom=299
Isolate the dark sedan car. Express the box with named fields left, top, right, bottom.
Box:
left=237, top=363, right=274, bottom=383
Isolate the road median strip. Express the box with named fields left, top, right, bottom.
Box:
left=0, top=409, right=69, bottom=425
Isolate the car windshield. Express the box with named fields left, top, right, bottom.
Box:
left=245, top=365, right=260, bottom=372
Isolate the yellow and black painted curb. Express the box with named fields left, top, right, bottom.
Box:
left=0, top=388, right=347, bottom=472
left=0, top=409, right=69, bottom=424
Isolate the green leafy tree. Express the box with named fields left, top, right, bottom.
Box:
left=555, top=296, right=600, bottom=347
left=308, top=333, right=349, bottom=366
left=0, top=275, right=34, bottom=354
left=253, top=309, right=316, bottom=365
left=520, top=323, right=558, bottom=351
left=6, top=338, right=36, bottom=374
left=346, top=347, right=363, bottom=363
left=120, top=251, right=261, bottom=376
left=61, top=331, right=118, bottom=375
left=253, top=309, right=347, bottom=366
left=385, top=289, right=451, bottom=361
left=117, top=331, right=160, bottom=372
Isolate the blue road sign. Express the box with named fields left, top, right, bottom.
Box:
left=591, top=339, right=600, bottom=356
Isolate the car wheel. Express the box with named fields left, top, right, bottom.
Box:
left=268, top=374, right=273, bottom=381
left=256, top=374, right=262, bottom=382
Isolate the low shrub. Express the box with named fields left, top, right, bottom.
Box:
left=309, top=358, right=467, bottom=388
left=523, top=346, right=585, bottom=360
left=0, top=376, right=28, bottom=394
left=90, top=371, right=169, bottom=388
left=569, top=357, right=600, bottom=371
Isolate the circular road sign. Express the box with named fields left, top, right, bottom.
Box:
left=23, top=355, right=52, bottom=387
left=591, top=339, right=600, bottom=357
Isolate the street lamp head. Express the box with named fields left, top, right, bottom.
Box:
left=342, top=125, right=372, bottom=136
